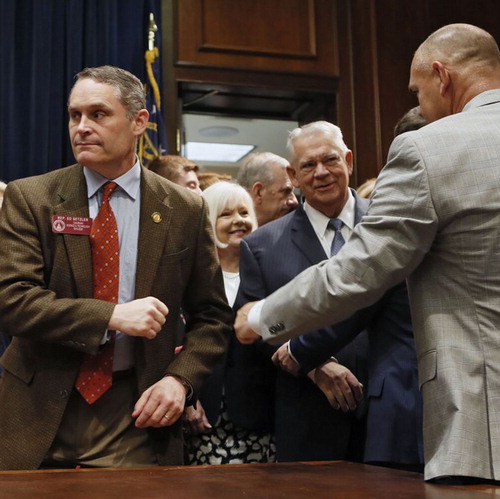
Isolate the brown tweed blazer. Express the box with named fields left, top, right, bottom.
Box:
left=0, top=164, right=232, bottom=470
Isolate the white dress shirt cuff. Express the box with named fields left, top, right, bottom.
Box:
left=248, top=299, right=265, bottom=335
left=286, top=341, right=301, bottom=367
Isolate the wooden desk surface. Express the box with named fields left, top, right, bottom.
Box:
left=0, top=461, right=498, bottom=498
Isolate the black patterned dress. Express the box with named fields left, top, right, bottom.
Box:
left=185, top=271, right=276, bottom=465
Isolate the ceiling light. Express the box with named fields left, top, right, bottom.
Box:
left=185, top=142, right=255, bottom=163
left=199, top=126, right=239, bottom=138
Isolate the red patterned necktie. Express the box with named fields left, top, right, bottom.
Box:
left=75, top=181, right=120, bottom=404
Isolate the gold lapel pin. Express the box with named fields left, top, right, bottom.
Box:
left=151, top=212, right=162, bottom=223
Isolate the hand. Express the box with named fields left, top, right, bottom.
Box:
left=132, top=375, right=187, bottom=428
left=272, top=342, right=300, bottom=376
left=109, top=296, right=168, bottom=339
left=183, top=403, right=212, bottom=435
left=234, top=301, right=261, bottom=344
left=310, top=360, right=363, bottom=412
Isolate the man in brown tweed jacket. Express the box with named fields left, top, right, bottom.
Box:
left=0, top=66, right=232, bottom=470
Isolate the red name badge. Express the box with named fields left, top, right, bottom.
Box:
left=52, top=215, right=93, bottom=235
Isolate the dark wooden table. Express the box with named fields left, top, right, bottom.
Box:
left=0, top=461, right=498, bottom=498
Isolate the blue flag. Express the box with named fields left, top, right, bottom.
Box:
left=139, top=44, right=168, bottom=166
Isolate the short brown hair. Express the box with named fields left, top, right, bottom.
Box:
left=148, top=155, right=199, bottom=182
left=71, top=66, right=145, bottom=120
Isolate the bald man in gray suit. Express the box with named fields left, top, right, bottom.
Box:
left=235, top=24, right=500, bottom=484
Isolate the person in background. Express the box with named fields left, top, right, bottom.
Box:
left=198, top=171, right=232, bottom=191
left=394, top=106, right=427, bottom=137
left=0, top=65, right=232, bottom=470
left=239, top=121, right=423, bottom=468
left=356, top=178, right=376, bottom=199
left=184, top=181, right=276, bottom=465
left=0, top=181, right=6, bottom=210
left=149, top=155, right=202, bottom=195
left=235, top=24, right=500, bottom=484
left=357, top=107, right=427, bottom=200
left=237, top=152, right=298, bottom=226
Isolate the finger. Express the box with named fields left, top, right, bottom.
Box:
left=150, top=306, right=167, bottom=326
left=271, top=351, right=280, bottom=365
left=154, top=298, right=169, bottom=316
left=134, top=392, right=163, bottom=428
left=144, top=328, right=158, bottom=340
left=132, top=388, right=150, bottom=419
left=334, top=393, right=350, bottom=412
left=340, top=384, right=357, bottom=412
left=351, top=382, right=364, bottom=402
left=345, top=374, right=363, bottom=402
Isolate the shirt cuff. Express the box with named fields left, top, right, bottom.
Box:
left=286, top=341, right=301, bottom=367
left=247, top=299, right=265, bottom=335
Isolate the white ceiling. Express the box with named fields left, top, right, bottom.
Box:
left=182, top=113, right=297, bottom=177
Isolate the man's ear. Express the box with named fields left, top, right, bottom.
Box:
left=133, top=109, right=149, bottom=136
left=432, top=61, right=451, bottom=97
left=251, top=182, right=265, bottom=205
left=345, top=151, right=353, bottom=176
left=287, top=165, right=300, bottom=188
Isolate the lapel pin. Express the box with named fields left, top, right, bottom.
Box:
left=151, top=212, right=162, bottom=223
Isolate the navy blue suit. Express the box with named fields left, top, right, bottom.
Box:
left=238, top=192, right=370, bottom=462
left=239, top=191, right=423, bottom=465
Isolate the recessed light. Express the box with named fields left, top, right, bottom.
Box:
left=185, top=142, right=255, bottom=162
left=199, top=126, right=239, bottom=138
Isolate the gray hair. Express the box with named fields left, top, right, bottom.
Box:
left=237, top=152, right=289, bottom=190
left=287, top=121, right=348, bottom=164
left=71, top=66, right=146, bottom=120
left=201, top=181, right=258, bottom=248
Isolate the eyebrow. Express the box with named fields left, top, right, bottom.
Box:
left=68, top=102, right=111, bottom=111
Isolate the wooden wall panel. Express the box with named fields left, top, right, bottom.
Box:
left=163, top=0, right=500, bottom=184
left=177, top=0, right=338, bottom=76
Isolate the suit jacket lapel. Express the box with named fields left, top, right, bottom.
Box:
left=352, top=189, right=370, bottom=226
left=290, top=205, right=328, bottom=264
left=135, top=168, right=172, bottom=299
left=291, top=191, right=369, bottom=265
left=53, top=166, right=94, bottom=298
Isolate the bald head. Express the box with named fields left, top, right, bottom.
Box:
left=414, top=24, right=500, bottom=74
left=409, top=24, right=500, bottom=122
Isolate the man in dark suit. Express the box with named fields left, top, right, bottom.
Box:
left=0, top=66, right=232, bottom=470
left=238, top=121, right=423, bottom=467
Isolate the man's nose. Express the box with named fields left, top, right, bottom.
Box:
left=314, top=162, right=329, bottom=177
left=287, top=192, right=299, bottom=207
left=76, top=116, right=91, bottom=134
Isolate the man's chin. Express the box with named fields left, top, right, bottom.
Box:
left=75, top=153, right=99, bottom=167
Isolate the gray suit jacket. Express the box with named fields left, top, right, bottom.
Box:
left=260, top=89, right=500, bottom=481
left=0, top=164, right=232, bottom=470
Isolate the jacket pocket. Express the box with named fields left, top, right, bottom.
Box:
left=367, top=373, right=385, bottom=398
left=1, top=346, right=35, bottom=384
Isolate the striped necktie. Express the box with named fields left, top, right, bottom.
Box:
left=328, top=218, right=345, bottom=256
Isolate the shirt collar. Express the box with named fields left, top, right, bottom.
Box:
left=84, top=157, right=141, bottom=200
left=303, top=188, right=355, bottom=236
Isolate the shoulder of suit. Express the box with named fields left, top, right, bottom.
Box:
left=244, top=209, right=296, bottom=245
left=9, top=163, right=83, bottom=195
left=142, top=166, right=203, bottom=208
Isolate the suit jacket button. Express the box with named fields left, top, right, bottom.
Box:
left=60, top=389, right=70, bottom=399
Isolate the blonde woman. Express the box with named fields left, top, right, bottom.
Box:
left=184, top=181, right=276, bottom=464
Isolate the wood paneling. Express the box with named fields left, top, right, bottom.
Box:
left=162, top=0, right=500, bottom=184
left=177, top=0, right=338, bottom=76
